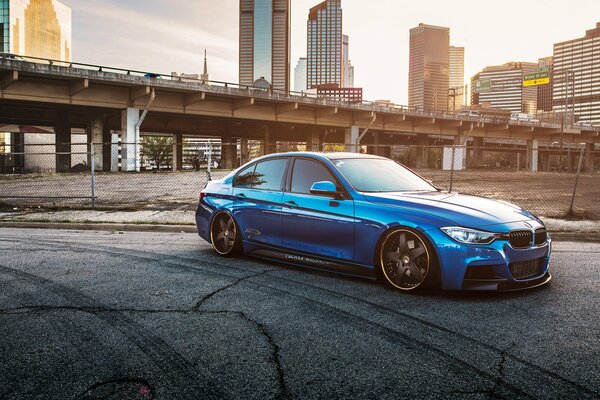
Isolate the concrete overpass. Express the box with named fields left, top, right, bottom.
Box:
left=1, top=54, right=598, bottom=172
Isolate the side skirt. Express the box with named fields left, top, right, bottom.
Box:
left=243, top=241, right=376, bottom=280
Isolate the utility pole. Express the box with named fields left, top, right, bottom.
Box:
left=557, top=69, right=575, bottom=126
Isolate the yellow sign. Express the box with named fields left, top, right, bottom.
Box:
left=524, top=77, right=550, bottom=87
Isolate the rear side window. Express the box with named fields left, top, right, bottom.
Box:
left=291, top=159, right=337, bottom=194
left=252, top=159, right=288, bottom=191
left=233, top=164, right=257, bottom=188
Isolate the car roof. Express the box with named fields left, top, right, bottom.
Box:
left=257, top=151, right=387, bottom=161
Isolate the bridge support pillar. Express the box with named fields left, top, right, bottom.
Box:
left=55, top=112, right=71, bottom=173
left=415, top=135, right=429, bottom=168
left=240, top=138, right=250, bottom=165
left=221, top=132, right=236, bottom=169
left=528, top=139, right=539, bottom=172
left=262, top=126, right=275, bottom=155
left=368, top=132, right=388, bottom=157
left=471, top=137, right=483, bottom=168
left=121, top=108, right=140, bottom=172
left=100, top=120, right=112, bottom=172
left=172, top=133, right=183, bottom=171
left=307, top=129, right=321, bottom=152
left=539, top=151, right=550, bottom=172
left=584, top=143, right=594, bottom=173
left=87, top=117, right=104, bottom=171
left=344, top=126, right=359, bottom=153
left=10, top=132, right=24, bottom=173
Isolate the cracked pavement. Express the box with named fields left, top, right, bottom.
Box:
left=0, top=229, right=599, bottom=399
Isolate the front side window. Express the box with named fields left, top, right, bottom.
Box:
left=252, top=158, right=288, bottom=191
left=291, top=159, right=337, bottom=194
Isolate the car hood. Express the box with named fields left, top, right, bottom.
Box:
left=362, top=191, right=536, bottom=229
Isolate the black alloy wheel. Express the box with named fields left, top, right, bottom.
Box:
left=210, top=212, right=241, bottom=256
left=380, top=228, right=431, bottom=291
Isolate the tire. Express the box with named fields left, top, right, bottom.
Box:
left=209, top=212, right=242, bottom=257
left=377, top=227, right=439, bottom=292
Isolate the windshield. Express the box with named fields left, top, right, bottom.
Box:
left=331, top=158, right=437, bottom=193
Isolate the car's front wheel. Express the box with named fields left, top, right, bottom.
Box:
left=210, top=212, right=242, bottom=257
left=379, top=228, right=435, bottom=291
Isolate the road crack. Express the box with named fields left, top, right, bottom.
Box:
left=191, top=269, right=289, bottom=399
left=0, top=305, right=290, bottom=399
left=192, top=269, right=276, bottom=311
left=202, top=310, right=290, bottom=400
left=450, top=342, right=517, bottom=399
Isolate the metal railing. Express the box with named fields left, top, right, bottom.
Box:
left=3, top=53, right=594, bottom=130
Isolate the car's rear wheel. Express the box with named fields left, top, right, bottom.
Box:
left=210, top=212, right=241, bottom=257
left=379, top=228, right=434, bottom=291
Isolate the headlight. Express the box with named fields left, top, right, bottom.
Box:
left=441, top=227, right=498, bottom=244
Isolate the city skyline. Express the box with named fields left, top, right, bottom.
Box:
left=57, top=0, right=600, bottom=104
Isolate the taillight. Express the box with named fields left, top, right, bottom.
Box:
left=199, top=192, right=206, bottom=202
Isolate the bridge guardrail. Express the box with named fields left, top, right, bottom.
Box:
left=1, top=53, right=580, bottom=131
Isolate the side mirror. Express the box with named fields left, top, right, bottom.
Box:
left=309, top=181, right=338, bottom=197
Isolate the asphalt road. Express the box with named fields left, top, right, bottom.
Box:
left=0, top=228, right=599, bottom=400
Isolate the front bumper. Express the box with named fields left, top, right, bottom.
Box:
left=462, top=272, right=552, bottom=291
left=425, top=224, right=552, bottom=291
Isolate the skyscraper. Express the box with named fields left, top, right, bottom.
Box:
left=294, top=57, right=307, bottom=92
left=552, top=22, right=600, bottom=123
left=471, top=62, right=538, bottom=114
left=239, top=0, right=290, bottom=92
left=342, top=34, right=354, bottom=87
left=0, top=0, right=72, bottom=62
left=449, top=46, right=464, bottom=110
left=409, top=23, right=450, bottom=112
left=307, top=0, right=343, bottom=89
left=537, top=56, right=553, bottom=112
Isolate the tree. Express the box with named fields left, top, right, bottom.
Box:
left=141, top=136, right=173, bottom=170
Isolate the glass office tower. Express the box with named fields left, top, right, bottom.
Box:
left=409, top=23, right=450, bottom=112
left=553, top=22, right=600, bottom=123
left=239, top=0, right=290, bottom=92
left=449, top=46, right=464, bottom=110
left=0, top=0, right=71, bottom=61
left=307, top=0, right=343, bottom=89
left=294, top=57, right=307, bottom=92
left=342, top=34, right=354, bottom=88
left=537, top=56, right=553, bottom=112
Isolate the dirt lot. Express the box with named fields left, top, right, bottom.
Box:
left=1, top=169, right=599, bottom=219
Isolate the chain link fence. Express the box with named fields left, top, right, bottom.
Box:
left=1, top=139, right=599, bottom=219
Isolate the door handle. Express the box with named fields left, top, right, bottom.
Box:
left=236, top=193, right=247, bottom=199
left=284, top=200, right=298, bottom=208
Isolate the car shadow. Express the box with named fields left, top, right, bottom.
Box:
left=197, top=248, right=552, bottom=302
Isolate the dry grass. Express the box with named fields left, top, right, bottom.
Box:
left=1, top=169, right=599, bottom=219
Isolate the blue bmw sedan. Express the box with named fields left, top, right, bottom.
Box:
left=196, top=152, right=551, bottom=292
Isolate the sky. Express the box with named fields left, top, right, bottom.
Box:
left=60, top=0, right=600, bottom=105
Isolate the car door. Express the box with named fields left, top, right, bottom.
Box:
left=231, top=157, right=289, bottom=247
left=281, top=158, right=355, bottom=261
